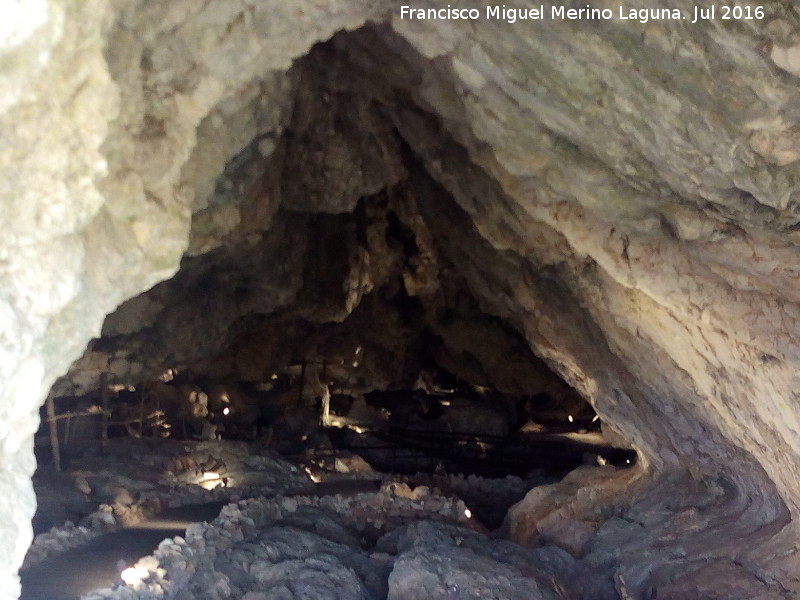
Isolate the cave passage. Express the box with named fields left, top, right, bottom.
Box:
left=34, top=188, right=635, bottom=486
left=22, top=22, right=649, bottom=600
left=29, top=185, right=636, bottom=560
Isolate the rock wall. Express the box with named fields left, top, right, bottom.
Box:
left=4, top=0, right=800, bottom=598
left=0, top=3, right=117, bottom=598
left=0, top=1, right=391, bottom=597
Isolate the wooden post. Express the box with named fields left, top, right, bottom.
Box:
left=100, top=372, right=109, bottom=449
left=45, top=394, right=61, bottom=472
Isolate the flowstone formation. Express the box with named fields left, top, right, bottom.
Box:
left=4, top=0, right=800, bottom=598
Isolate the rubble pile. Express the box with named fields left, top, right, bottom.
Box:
left=402, top=473, right=553, bottom=530
left=307, top=460, right=552, bottom=530
left=385, top=521, right=611, bottom=600
left=83, top=483, right=608, bottom=600
left=22, top=507, right=117, bottom=569
left=25, top=439, right=310, bottom=568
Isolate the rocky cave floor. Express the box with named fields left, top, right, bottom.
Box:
left=21, top=435, right=635, bottom=600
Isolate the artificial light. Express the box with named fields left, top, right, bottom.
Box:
left=121, top=566, right=149, bottom=586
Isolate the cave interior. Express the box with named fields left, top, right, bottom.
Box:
left=7, top=3, right=800, bottom=600
left=22, top=25, right=647, bottom=599
left=37, top=26, right=637, bottom=526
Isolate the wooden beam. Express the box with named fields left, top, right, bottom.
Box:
left=45, top=394, right=60, bottom=472
left=48, top=408, right=102, bottom=421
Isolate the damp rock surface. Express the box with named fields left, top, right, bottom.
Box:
left=81, top=483, right=606, bottom=600
left=4, top=1, right=800, bottom=599
left=24, top=439, right=310, bottom=569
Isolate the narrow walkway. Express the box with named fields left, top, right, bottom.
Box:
left=20, top=480, right=381, bottom=600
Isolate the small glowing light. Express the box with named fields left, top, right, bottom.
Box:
left=198, top=471, right=225, bottom=490
left=271, top=373, right=278, bottom=380
left=568, top=415, right=574, bottom=423
left=220, top=392, right=229, bottom=402
left=352, top=361, right=359, bottom=367
left=464, top=509, right=472, bottom=519
left=355, top=346, right=362, bottom=355
left=303, top=466, right=321, bottom=483
left=440, top=400, right=451, bottom=407
left=121, top=566, right=149, bottom=586
left=591, top=415, right=600, bottom=423
left=222, top=407, right=230, bottom=416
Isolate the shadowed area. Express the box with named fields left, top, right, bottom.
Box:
left=20, top=503, right=225, bottom=600
left=21, top=479, right=384, bottom=600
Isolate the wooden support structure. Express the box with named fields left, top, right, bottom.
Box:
left=44, top=407, right=105, bottom=421
left=39, top=383, right=167, bottom=455
left=45, top=394, right=60, bottom=472
left=100, top=372, right=109, bottom=449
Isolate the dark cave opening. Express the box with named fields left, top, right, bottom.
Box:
left=33, top=187, right=636, bottom=539
left=35, top=20, right=644, bottom=530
